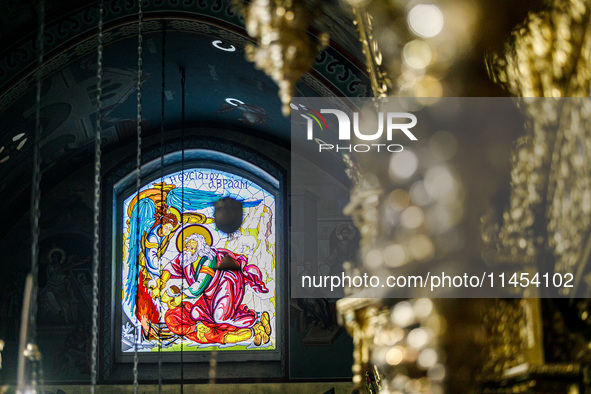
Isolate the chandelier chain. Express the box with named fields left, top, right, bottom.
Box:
left=90, top=0, right=104, bottom=391
left=29, top=0, right=45, bottom=348
left=18, top=1, right=47, bottom=392
left=180, top=66, right=186, bottom=394
left=133, top=0, right=143, bottom=393
left=158, top=19, right=166, bottom=394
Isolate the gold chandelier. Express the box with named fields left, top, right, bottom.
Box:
left=480, top=0, right=591, bottom=385
left=239, top=0, right=329, bottom=115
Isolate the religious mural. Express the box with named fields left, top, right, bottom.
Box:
left=121, top=168, right=276, bottom=352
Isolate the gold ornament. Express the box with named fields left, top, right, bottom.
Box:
left=240, top=0, right=329, bottom=115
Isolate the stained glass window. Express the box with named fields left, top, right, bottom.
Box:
left=120, top=167, right=276, bottom=352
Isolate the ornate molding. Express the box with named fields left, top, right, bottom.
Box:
left=0, top=0, right=370, bottom=115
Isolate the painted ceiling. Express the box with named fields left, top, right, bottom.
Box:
left=0, top=0, right=371, bottom=224
left=0, top=0, right=541, bottom=237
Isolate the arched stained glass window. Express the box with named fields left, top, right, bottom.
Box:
left=120, top=166, right=276, bottom=352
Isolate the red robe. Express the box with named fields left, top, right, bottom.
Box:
left=164, top=249, right=268, bottom=344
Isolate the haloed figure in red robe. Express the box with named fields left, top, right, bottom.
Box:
left=160, top=233, right=271, bottom=346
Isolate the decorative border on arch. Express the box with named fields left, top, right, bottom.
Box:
left=0, top=0, right=371, bottom=113
left=0, top=0, right=244, bottom=90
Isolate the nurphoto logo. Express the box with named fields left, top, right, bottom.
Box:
left=293, top=104, right=418, bottom=153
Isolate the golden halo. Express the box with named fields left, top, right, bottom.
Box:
left=176, top=225, right=213, bottom=252
left=169, top=207, right=182, bottom=223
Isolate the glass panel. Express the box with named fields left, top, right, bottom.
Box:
left=121, top=168, right=276, bottom=352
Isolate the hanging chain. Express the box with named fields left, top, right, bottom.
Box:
left=158, top=20, right=166, bottom=394
left=36, top=351, right=44, bottom=392
left=20, top=0, right=46, bottom=392
left=180, top=66, right=186, bottom=394
left=133, top=0, right=143, bottom=393
left=18, top=1, right=46, bottom=392
left=90, top=0, right=104, bottom=392
left=29, top=0, right=45, bottom=347
left=31, top=357, right=37, bottom=393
